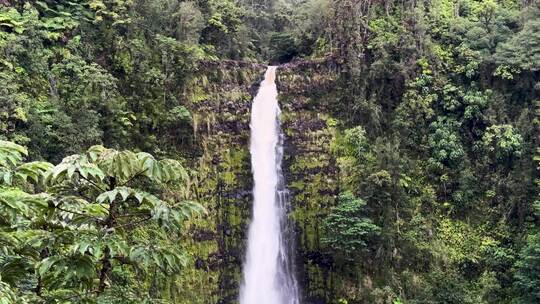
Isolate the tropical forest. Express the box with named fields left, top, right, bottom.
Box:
left=0, top=0, right=539, bottom=303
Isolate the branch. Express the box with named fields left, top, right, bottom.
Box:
left=79, top=174, right=106, bottom=192
left=113, top=215, right=152, bottom=230
left=117, top=212, right=150, bottom=218
left=55, top=206, right=102, bottom=221
left=121, top=168, right=148, bottom=186
left=113, top=255, right=131, bottom=265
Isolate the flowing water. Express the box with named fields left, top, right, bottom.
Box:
left=239, top=66, right=300, bottom=304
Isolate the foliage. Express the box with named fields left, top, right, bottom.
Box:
left=268, top=31, right=298, bottom=63
left=481, top=124, right=523, bottom=162
left=495, top=2, right=540, bottom=73
left=428, top=118, right=465, bottom=171
left=342, top=126, right=370, bottom=160
left=322, top=192, right=380, bottom=258
left=312, top=0, right=539, bottom=302
left=0, top=0, right=539, bottom=302
left=514, top=233, right=540, bottom=303
left=0, top=141, right=203, bottom=301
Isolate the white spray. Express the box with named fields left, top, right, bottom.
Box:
left=240, top=66, right=300, bottom=304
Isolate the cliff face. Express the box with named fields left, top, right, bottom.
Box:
left=278, top=61, right=341, bottom=304
left=177, top=61, right=344, bottom=304
left=175, top=63, right=264, bottom=304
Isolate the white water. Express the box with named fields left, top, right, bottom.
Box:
left=240, top=66, right=300, bottom=304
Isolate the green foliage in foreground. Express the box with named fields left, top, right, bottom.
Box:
left=0, top=140, right=204, bottom=303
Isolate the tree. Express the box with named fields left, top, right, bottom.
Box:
left=428, top=117, right=465, bottom=171
left=481, top=124, right=522, bottom=164
left=515, top=232, right=540, bottom=303
left=322, top=192, right=380, bottom=259
left=495, top=2, right=540, bottom=73
left=268, top=31, right=298, bottom=63
left=0, top=141, right=204, bottom=301
left=514, top=147, right=540, bottom=304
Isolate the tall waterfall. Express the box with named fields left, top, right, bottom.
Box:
left=240, top=66, right=300, bottom=304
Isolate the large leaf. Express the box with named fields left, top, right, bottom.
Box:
left=0, top=141, right=27, bottom=170
left=37, top=254, right=96, bottom=288
left=96, top=187, right=160, bottom=205
left=151, top=200, right=205, bottom=230
left=86, top=146, right=190, bottom=185
left=179, top=200, right=206, bottom=218
left=129, top=244, right=188, bottom=273
left=70, top=236, right=128, bottom=260
left=89, top=146, right=140, bottom=182
left=95, top=187, right=203, bottom=230
left=137, top=153, right=189, bottom=183
left=0, top=280, right=20, bottom=304
left=0, top=189, right=48, bottom=220
left=159, top=158, right=189, bottom=183
left=45, top=155, right=105, bottom=185
left=14, top=161, right=54, bottom=184
left=46, top=194, right=105, bottom=226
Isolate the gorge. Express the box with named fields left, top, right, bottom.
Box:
left=0, top=1, right=538, bottom=304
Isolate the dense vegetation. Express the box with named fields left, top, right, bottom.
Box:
left=0, top=0, right=538, bottom=303
left=319, top=1, right=539, bottom=302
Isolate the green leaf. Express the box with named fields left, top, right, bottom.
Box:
left=0, top=141, right=27, bottom=169
left=118, top=187, right=130, bottom=201
left=37, top=257, right=58, bottom=277
left=15, top=161, right=53, bottom=183
left=2, top=172, right=12, bottom=186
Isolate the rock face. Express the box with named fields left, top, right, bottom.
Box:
left=175, top=63, right=264, bottom=304
left=180, top=60, right=342, bottom=304
left=278, top=61, right=341, bottom=304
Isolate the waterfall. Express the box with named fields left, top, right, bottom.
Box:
left=240, top=66, right=300, bottom=304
